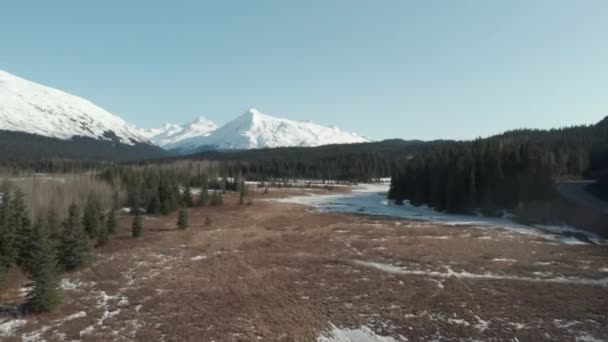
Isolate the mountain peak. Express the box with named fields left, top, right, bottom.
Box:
left=164, top=108, right=370, bottom=153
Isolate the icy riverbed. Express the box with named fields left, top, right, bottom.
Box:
left=272, top=183, right=605, bottom=245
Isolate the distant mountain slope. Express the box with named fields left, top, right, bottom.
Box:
left=0, top=69, right=165, bottom=160
left=164, top=108, right=369, bottom=154
left=139, top=116, right=218, bottom=147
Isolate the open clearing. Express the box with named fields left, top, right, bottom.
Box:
left=1, top=188, right=607, bottom=341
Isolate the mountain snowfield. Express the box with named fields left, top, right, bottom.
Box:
left=0, top=69, right=147, bottom=145
left=139, top=116, right=218, bottom=147
left=0, top=69, right=369, bottom=154
left=160, top=108, right=370, bottom=153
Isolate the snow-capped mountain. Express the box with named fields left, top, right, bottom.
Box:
left=163, top=108, right=369, bottom=153
left=0, top=69, right=148, bottom=145
left=139, top=116, right=218, bottom=147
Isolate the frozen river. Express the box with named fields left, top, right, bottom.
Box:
left=273, top=183, right=605, bottom=245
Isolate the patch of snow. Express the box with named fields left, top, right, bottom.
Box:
left=190, top=255, right=208, bottom=261
left=317, top=323, right=404, bottom=342
left=576, top=332, right=605, bottom=342
left=492, top=258, right=517, bottom=263
left=0, top=319, right=27, bottom=337
left=354, top=260, right=608, bottom=287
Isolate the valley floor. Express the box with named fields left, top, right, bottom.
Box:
left=1, top=189, right=607, bottom=341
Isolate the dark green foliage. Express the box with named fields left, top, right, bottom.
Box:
left=13, top=190, right=34, bottom=270
left=177, top=208, right=189, bottom=229
left=45, top=208, right=61, bottom=242
left=0, top=128, right=166, bottom=164
left=58, top=204, right=91, bottom=271
left=106, top=208, right=118, bottom=234
left=131, top=211, right=143, bottom=238
left=198, top=175, right=210, bottom=207
left=390, top=141, right=557, bottom=214
left=182, top=186, right=194, bottom=207
left=147, top=195, right=160, bottom=214
left=209, top=191, right=223, bottom=206
left=82, top=194, right=103, bottom=239
left=26, top=214, right=62, bottom=313
left=0, top=188, right=16, bottom=267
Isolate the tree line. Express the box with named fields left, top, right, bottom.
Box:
left=389, top=116, right=608, bottom=214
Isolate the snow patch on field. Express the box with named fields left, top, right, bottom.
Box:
left=492, top=258, right=517, bottom=263
left=317, top=323, right=404, bottom=342
left=354, top=260, right=608, bottom=287
left=0, top=319, right=26, bottom=337
left=190, top=255, right=208, bottom=261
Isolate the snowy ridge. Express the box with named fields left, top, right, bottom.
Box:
left=139, top=116, right=217, bottom=146
left=164, top=108, right=369, bottom=153
left=0, top=69, right=147, bottom=145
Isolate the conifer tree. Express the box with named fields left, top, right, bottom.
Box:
left=177, top=208, right=189, bottom=229
left=45, top=208, right=60, bottom=242
left=58, top=204, right=91, bottom=271
left=13, top=190, right=34, bottom=270
left=147, top=195, right=160, bottom=214
left=160, top=198, right=170, bottom=215
left=200, top=174, right=209, bottom=205
left=182, top=185, right=194, bottom=207
left=0, top=189, right=16, bottom=267
left=132, top=211, right=143, bottom=238
left=106, top=208, right=118, bottom=235
left=26, top=213, right=61, bottom=313
left=82, top=194, right=102, bottom=239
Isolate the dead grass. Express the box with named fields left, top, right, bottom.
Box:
left=1, top=189, right=607, bottom=341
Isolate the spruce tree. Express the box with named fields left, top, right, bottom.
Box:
left=177, top=208, right=189, bottom=229
left=182, top=186, right=194, bottom=207
left=147, top=195, right=160, bottom=214
left=132, top=211, right=143, bottom=238
left=13, top=190, right=34, bottom=270
left=26, top=213, right=61, bottom=313
left=58, top=204, right=91, bottom=271
left=82, top=194, right=102, bottom=239
left=45, top=208, right=61, bottom=242
left=198, top=174, right=209, bottom=206
left=0, top=189, right=16, bottom=267
left=160, top=198, right=170, bottom=215
left=106, top=208, right=118, bottom=234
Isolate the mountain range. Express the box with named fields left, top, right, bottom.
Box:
left=0, top=69, right=369, bottom=159
left=146, top=108, right=369, bottom=154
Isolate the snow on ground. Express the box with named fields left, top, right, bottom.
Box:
left=317, top=323, right=405, bottom=342
left=272, top=183, right=605, bottom=245
left=0, top=319, right=26, bottom=337
left=354, top=260, right=608, bottom=287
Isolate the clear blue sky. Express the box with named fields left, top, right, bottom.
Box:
left=2, top=0, right=607, bottom=140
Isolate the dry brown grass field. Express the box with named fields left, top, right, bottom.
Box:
left=1, top=188, right=607, bottom=341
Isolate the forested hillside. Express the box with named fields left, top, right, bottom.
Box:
left=389, top=117, right=608, bottom=215
left=180, top=139, right=448, bottom=182
left=0, top=130, right=166, bottom=164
